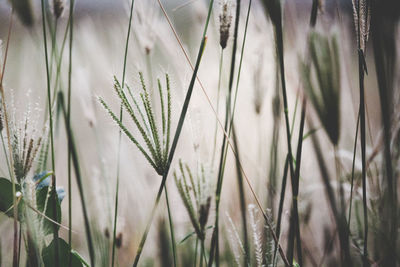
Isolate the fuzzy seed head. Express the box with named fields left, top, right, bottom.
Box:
left=198, top=196, right=211, bottom=230
left=52, top=0, right=65, bottom=19
left=10, top=92, right=46, bottom=182
left=219, top=0, right=233, bottom=49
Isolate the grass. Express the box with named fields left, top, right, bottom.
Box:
left=0, top=0, right=399, bottom=266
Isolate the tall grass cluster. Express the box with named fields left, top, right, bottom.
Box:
left=0, top=0, right=399, bottom=266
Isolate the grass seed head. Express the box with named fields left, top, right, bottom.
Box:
left=174, top=161, right=212, bottom=240
left=10, top=92, right=45, bottom=182
left=351, top=0, right=371, bottom=52
left=219, top=0, right=233, bottom=49
left=51, top=0, right=65, bottom=19
left=101, top=73, right=172, bottom=176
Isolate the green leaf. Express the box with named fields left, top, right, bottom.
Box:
left=0, top=178, right=23, bottom=218
left=42, top=238, right=86, bottom=267
left=36, top=186, right=61, bottom=235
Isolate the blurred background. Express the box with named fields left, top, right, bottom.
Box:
left=0, top=0, right=396, bottom=266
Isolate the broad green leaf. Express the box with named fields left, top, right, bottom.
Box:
left=36, top=186, right=61, bottom=235
left=0, top=178, right=23, bottom=218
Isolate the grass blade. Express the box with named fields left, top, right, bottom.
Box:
left=132, top=33, right=208, bottom=267
left=58, top=92, right=95, bottom=266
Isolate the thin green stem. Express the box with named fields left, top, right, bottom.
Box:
left=194, top=238, right=199, bottom=267
left=112, top=1, right=135, bottom=267
left=200, top=240, right=204, bottom=267
left=67, top=0, right=75, bottom=266
left=287, top=99, right=306, bottom=266
left=49, top=18, right=58, bottom=82
left=358, top=48, right=369, bottom=266
left=353, top=1, right=369, bottom=264
left=201, top=241, right=208, bottom=267
left=59, top=92, right=95, bottom=266
left=132, top=34, right=208, bottom=267
left=269, top=65, right=281, bottom=265
left=348, top=109, right=360, bottom=228
left=232, top=124, right=250, bottom=266
left=211, top=50, right=224, bottom=167
left=165, top=185, right=177, bottom=267
left=208, top=1, right=244, bottom=265
left=273, top=154, right=289, bottom=265
left=40, top=0, right=59, bottom=264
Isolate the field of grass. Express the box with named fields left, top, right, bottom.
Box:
left=0, top=0, right=399, bottom=266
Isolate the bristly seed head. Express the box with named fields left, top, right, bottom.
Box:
left=219, top=0, right=233, bottom=49
left=10, top=93, right=45, bottom=182
left=174, top=161, right=212, bottom=240
left=100, top=72, right=172, bottom=176
left=351, top=0, right=370, bottom=53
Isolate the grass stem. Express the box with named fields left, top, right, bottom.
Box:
left=165, top=185, right=177, bottom=267
left=40, top=0, right=59, bottom=264
left=347, top=110, right=360, bottom=228
left=67, top=1, right=75, bottom=266
left=112, top=1, right=135, bottom=267
left=59, top=92, right=95, bottom=266
left=132, top=34, right=208, bottom=267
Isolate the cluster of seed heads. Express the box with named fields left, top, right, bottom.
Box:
left=100, top=72, right=171, bottom=176
left=174, top=160, right=211, bottom=240
left=11, top=108, right=44, bottom=182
